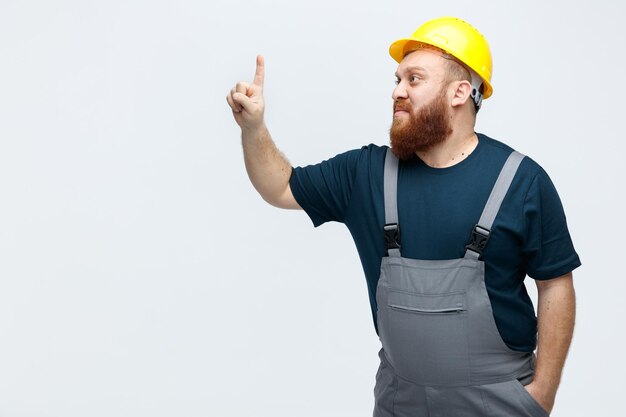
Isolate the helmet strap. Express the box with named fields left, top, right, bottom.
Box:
left=468, top=68, right=484, bottom=111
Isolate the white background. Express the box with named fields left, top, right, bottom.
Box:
left=0, top=1, right=623, bottom=416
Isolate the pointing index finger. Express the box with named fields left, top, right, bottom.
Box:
left=253, top=54, right=264, bottom=87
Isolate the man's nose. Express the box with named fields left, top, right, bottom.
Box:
left=392, top=81, right=408, bottom=101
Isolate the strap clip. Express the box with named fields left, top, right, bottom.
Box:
left=384, top=223, right=401, bottom=254
left=465, top=225, right=490, bottom=258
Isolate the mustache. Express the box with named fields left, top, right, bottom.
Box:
left=393, top=101, right=411, bottom=113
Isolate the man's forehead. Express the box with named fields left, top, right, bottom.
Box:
left=396, top=49, right=446, bottom=74
left=395, top=65, right=428, bottom=77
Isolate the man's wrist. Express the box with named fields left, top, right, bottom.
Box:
left=241, top=120, right=266, bottom=136
left=531, top=375, right=559, bottom=397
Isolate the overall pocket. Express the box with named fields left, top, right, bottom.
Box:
left=513, top=380, right=550, bottom=417
left=382, top=289, right=470, bottom=386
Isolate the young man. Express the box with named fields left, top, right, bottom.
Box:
left=227, top=16, right=580, bottom=417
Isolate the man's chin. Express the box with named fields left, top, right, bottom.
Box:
left=391, top=119, right=407, bottom=132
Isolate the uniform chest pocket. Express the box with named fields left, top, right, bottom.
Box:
left=382, top=290, right=470, bottom=385
left=388, top=290, right=466, bottom=313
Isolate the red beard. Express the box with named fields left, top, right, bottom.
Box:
left=389, top=88, right=453, bottom=161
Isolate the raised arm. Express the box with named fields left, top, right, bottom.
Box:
left=226, top=55, right=301, bottom=210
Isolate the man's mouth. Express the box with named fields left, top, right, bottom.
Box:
left=393, top=103, right=411, bottom=117
left=394, top=107, right=410, bottom=117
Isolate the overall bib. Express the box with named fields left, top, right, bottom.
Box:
left=373, top=150, right=549, bottom=417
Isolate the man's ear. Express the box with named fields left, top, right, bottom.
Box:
left=450, top=80, right=472, bottom=108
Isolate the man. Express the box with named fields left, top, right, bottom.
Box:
left=227, top=16, right=579, bottom=417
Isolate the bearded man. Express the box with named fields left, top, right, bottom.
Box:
left=227, top=16, right=580, bottom=417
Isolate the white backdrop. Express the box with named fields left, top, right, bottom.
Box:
left=0, top=1, right=623, bottom=416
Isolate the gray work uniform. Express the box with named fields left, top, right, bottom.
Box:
left=373, top=150, right=549, bottom=417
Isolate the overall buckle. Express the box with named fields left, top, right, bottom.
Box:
left=465, top=225, right=490, bottom=258
left=384, top=223, right=401, bottom=254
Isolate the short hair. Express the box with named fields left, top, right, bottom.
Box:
left=441, top=55, right=471, bottom=84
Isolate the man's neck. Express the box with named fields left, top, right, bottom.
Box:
left=416, top=129, right=478, bottom=168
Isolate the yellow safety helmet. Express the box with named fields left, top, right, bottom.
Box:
left=389, top=17, right=493, bottom=109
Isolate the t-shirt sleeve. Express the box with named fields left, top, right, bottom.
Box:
left=289, top=148, right=364, bottom=227
left=522, top=169, right=581, bottom=280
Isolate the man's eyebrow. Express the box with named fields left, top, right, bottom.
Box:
left=395, top=66, right=429, bottom=77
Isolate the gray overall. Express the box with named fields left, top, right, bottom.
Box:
left=373, top=150, right=549, bottom=417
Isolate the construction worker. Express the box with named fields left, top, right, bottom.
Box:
left=226, top=16, right=580, bottom=416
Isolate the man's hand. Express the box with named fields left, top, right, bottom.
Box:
left=524, top=381, right=554, bottom=414
left=226, top=55, right=265, bottom=132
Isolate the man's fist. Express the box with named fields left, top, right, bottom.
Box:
left=226, top=55, right=265, bottom=131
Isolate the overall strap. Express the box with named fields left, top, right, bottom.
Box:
left=383, top=148, right=401, bottom=257
left=464, top=151, right=526, bottom=260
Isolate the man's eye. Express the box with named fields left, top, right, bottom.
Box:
left=394, top=78, right=400, bottom=85
left=410, top=75, right=420, bottom=82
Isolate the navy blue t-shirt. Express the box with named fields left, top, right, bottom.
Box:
left=289, top=133, right=581, bottom=352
